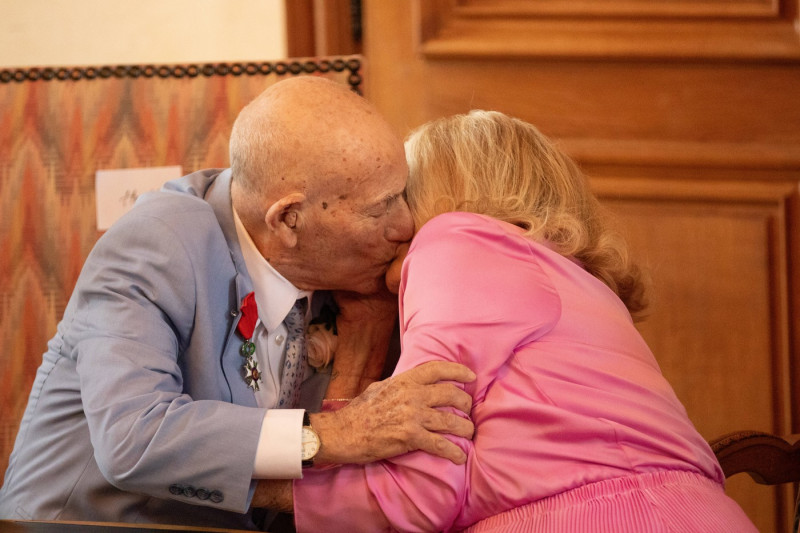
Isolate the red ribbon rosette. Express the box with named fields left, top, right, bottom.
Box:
left=237, top=292, right=258, bottom=340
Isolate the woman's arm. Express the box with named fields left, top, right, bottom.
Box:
left=291, top=214, right=557, bottom=532
left=323, top=289, right=398, bottom=400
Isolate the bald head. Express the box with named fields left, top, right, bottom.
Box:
left=227, top=76, right=413, bottom=293
left=230, top=77, right=401, bottom=214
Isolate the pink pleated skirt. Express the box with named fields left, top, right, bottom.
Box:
left=461, top=470, right=757, bottom=533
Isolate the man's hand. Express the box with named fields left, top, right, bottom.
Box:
left=311, top=361, right=476, bottom=465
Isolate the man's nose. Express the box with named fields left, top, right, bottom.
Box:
left=386, top=198, right=414, bottom=243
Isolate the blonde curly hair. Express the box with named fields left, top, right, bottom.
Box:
left=404, top=110, right=649, bottom=318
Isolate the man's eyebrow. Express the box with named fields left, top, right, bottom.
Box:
left=363, top=193, right=399, bottom=215
left=374, top=193, right=398, bottom=206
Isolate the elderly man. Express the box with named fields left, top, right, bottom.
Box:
left=0, top=77, right=474, bottom=530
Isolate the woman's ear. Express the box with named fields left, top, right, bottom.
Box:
left=265, top=192, right=306, bottom=247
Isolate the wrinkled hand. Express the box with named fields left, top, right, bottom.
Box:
left=312, top=361, right=476, bottom=465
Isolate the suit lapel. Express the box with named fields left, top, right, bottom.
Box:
left=206, top=169, right=259, bottom=407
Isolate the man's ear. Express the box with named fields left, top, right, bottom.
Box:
left=265, top=192, right=306, bottom=248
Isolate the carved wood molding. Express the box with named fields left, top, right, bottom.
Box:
left=417, top=0, right=800, bottom=61
left=560, top=138, right=800, bottom=171
left=450, top=0, right=781, bottom=19
left=589, top=174, right=799, bottom=202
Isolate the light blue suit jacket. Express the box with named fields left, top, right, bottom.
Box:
left=0, top=169, right=296, bottom=529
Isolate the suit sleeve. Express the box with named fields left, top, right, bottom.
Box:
left=72, top=204, right=265, bottom=513
left=293, top=213, right=560, bottom=532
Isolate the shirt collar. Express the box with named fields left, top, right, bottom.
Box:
left=233, top=207, right=312, bottom=331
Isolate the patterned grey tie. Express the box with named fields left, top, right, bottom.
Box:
left=278, top=297, right=308, bottom=408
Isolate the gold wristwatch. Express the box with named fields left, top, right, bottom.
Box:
left=301, top=411, right=320, bottom=468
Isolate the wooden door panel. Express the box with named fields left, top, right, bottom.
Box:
left=421, top=61, right=800, bottom=149
left=363, top=0, right=799, bottom=527
left=591, top=175, right=798, bottom=532
left=419, top=0, right=800, bottom=60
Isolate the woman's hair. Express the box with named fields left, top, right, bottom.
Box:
left=404, top=110, right=649, bottom=318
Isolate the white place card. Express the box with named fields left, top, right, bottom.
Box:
left=95, top=165, right=183, bottom=230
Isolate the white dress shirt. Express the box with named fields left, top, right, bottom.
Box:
left=233, top=208, right=311, bottom=479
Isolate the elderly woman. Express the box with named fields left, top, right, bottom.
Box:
left=287, top=111, right=757, bottom=532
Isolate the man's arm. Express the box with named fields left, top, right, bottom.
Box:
left=252, top=479, right=293, bottom=512
left=311, top=290, right=475, bottom=465
left=251, top=361, right=475, bottom=511
left=76, top=206, right=265, bottom=514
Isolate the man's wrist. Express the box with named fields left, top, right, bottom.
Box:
left=306, top=411, right=350, bottom=465
left=301, top=411, right=320, bottom=468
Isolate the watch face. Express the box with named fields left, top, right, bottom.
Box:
left=301, top=427, right=320, bottom=461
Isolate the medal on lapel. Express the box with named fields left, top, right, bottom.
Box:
left=237, top=292, right=262, bottom=391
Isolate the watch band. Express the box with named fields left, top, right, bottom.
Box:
left=302, top=411, right=315, bottom=468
